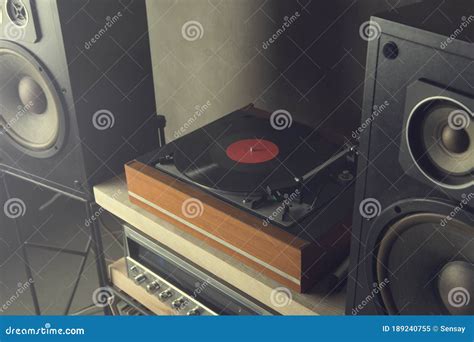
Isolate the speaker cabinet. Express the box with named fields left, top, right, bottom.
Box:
left=347, top=1, right=473, bottom=315
left=0, top=0, right=158, bottom=199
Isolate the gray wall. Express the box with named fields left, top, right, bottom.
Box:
left=146, top=0, right=420, bottom=141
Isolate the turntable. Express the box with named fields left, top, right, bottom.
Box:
left=125, top=104, right=356, bottom=292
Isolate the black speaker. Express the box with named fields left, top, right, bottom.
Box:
left=0, top=0, right=158, bottom=200
left=347, top=1, right=473, bottom=316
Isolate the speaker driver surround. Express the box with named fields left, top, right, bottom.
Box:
left=0, top=41, right=65, bottom=158
left=375, top=212, right=473, bottom=315
left=406, top=97, right=473, bottom=189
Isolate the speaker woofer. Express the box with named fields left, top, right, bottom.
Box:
left=406, top=97, right=473, bottom=189
left=0, top=41, right=65, bottom=158
left=375, top=212, right=474, bottom=315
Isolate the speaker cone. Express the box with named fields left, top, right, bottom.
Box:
left=406, top=98, right=473, bottom=189
left=0, top=42, right=65, bottom=157
left=376, top=213, right=474, bottom=315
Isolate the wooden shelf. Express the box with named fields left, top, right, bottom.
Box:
left=95, top=176, right=346, bottom=315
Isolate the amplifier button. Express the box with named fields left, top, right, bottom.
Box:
left=171, top=297, right=188, bottom=310
left=134, top=274, right=147, bottom=284
left=187, top=307, right=201, bottom=316
left=159, top=289, right=173, bottom=300
left=146, top=281, right=160, bottom=293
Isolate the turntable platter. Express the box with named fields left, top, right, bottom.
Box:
left=171, top=110, right=338, bottom=195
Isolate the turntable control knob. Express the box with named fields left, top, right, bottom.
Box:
left=134, top=274, right=147, bottom=284
left=187, top=307, right=201, bottom=316
left=130, top=265, right=139, bottom=274
left=146, top=281, right=160, bottom=293
left=159, top=289, right=173, bottom=300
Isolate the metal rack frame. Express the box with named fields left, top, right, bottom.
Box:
left=0, top=120, right=166, bottom=316
left=0, top=172, right=110, bottom=315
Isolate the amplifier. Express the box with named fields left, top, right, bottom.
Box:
left=123, top=225, right=275, bottom=316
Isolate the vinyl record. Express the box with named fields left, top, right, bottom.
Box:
left=171, top=111, right=339, bottom=195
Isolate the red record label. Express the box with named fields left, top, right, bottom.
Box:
left=226, top=139, right=279, bottom=164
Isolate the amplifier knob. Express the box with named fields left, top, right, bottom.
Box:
left=159, top=289, right=173, bottom=300
left=127, top=308, right=139, bottom=316
left=146, top=281, right=160, bottom=293
left=134, top=274, right=147, bottom=284
left=171, top=297, right=188, bottom=310
left=187, top=307, right=201, bottom=316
